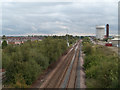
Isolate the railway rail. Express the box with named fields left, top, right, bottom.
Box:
left=40, top=40, right=81, bottom=88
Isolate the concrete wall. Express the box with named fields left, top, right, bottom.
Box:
left=96, top=26, right=105, bottom=40
left=96, top=28, right=105, bottom=40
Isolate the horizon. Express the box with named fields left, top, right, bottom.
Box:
left=0, top=33, right=118, bottom=37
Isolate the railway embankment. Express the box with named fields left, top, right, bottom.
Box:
left=82, top=37, right=118, bottom=88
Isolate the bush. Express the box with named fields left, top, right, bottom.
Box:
left=83, top=39, right=118, bottom=88
left=2, top=40, right=7, bottom=49
left=83, top=43, right=93, bottom=55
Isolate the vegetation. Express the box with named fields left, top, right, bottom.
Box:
left=2, top=40, right=7, bottom=49
left=2, top=35, right=6, bottom=39
left=82, top=37, right=119, bottom=88
left=2, top=36, right=78, bottom=88
left=103, top=38, right=108, bottom=42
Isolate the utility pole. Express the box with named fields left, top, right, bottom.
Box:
left=66, top=29, right=69, bottom=47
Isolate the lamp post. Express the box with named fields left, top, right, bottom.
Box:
left=66, top=29, right=69, bottom=47
left=62, top=25, right=69, bottom=47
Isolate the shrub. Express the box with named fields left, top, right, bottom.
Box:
left=83, top=39, right=118, bottom=88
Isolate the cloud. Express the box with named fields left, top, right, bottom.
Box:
left=2, top=1, right=118, bottom=36
left=31, top=26, right=37, bottom=31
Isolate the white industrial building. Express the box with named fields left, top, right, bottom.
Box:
left=96, top=25, right=105, bottom=40
left=108, top=35, right=120, bottom=47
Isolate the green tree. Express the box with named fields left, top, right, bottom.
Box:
left=83, top=43, right=93, bottom=55
left=2, top=35, right=6, bottom=39
left=2, top=40, right=7, bottom=49
left=3, top=36, right=73, bottom=87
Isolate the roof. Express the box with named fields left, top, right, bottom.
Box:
left=111, top=38, right=120, bottom=41
left=96, top=25, right=105, bottom=29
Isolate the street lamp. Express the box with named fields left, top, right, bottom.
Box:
left=66, top=29, right=69, bottom=47
left=61, top=25, right=69, bottom=47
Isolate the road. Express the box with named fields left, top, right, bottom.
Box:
left=32, top=40, right=85, bottom=88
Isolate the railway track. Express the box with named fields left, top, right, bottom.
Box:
left=40, top=40, right=81, bottom=88
left=60, top=41, right=81, bottom=88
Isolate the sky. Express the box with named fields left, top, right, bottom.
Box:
left=1, top=0, right=119, bottom=36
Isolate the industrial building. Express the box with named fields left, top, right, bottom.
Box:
left=96, top=25, right=105, bottom=40
left=108, top=35, right=120, bottom=47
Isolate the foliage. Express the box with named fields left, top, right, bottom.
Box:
left=82, top=37, right=91, bottom=44
left=82, top=43, right=93, bottom=55
left=82, top=39, right=118, bottom=88
left=2, top=36, right=78, bottom=87
left=10, top=74, right=29, bottom=88
left=103, top=38, right=108, bottom=42
left=2, top=40, right=7, bottom=49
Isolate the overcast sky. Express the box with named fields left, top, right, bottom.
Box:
left=1, top=0, right=119, bottom=36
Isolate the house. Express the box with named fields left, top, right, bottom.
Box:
left=5, top=36, right=44, bottom=45
left=8, top=40, right=24, bottom=45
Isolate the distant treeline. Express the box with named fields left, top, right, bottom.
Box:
left=2, top=36, right=79, bottom=88
left=82, top=37, right=119, bottom=88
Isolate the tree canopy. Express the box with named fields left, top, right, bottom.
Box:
left=2, top=40, right=7, bottom=49
left=2, top=36, right=78, bottom=88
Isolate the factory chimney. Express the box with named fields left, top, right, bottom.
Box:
left=106, top=24, right=109, bottom=38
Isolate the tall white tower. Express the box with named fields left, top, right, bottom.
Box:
left=96, top=25, right=105, bottom=40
